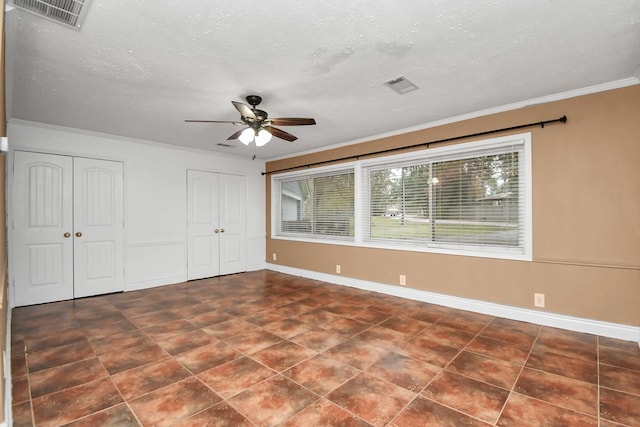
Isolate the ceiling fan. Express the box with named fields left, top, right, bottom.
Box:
left=185, top=95, right=316, bottom=146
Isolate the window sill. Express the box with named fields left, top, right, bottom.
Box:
left=270, top=234, right=532, bottom=262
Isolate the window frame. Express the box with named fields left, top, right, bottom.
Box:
left=271, top=133, right=532, bottom=261
left=271, top=162, right=358, bottom=245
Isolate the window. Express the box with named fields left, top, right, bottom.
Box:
left=272, top=133, right=531, bottom=260
left=273, top=167, right=355, bottom=241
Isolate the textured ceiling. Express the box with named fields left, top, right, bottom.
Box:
left=5, top=0, right=640, bottom=160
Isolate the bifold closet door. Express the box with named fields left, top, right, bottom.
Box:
left=73, top=157, right=124, bottom=298
left=13, top=152, right=74, bottom=305
left=12, top=151, right=124, bottom=306
left=218, top=173, right=246, bottom=275
left=187, top=170, right=220, bottom=280
left=187, top=170, right=246, bottom=281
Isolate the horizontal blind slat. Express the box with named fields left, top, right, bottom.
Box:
left=362, top=144, right=524, bottom=253
left=275, top=169, right=355, bottom=240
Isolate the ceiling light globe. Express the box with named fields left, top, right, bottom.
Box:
left=238, top=128, right=254, bottom=145
left=255, top=129, right=272, bottom=147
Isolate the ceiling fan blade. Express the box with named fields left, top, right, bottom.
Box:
left=227, top=127, right=249, bottom=140
left=268, top=118, right=316, bottom=126
left=185, top=120, right=244, bottom=125
left=231, top=101, right=256, bottom=120
left=264, top=126, right=297, bottom=142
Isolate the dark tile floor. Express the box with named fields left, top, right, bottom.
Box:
left=10, top=270, right=640, bottom=426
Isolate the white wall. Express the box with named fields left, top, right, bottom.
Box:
left=7, top=120, right=266, bottom=303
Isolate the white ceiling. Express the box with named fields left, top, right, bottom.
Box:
left=5, top=0, right=640, bottom=160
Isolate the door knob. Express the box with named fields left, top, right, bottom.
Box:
left=220, top=229, right=225, bottom=233
left=75, top=232, right=83, bottom=237
left=214, top=229, right=219, bottom=233
left=63, top=232, right=71, bottom=238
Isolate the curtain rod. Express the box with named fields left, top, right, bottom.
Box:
left=262, top=115, right=567, bottom=176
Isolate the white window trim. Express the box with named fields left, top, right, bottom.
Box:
left=271, top=162, right=358, bottom=245
left=271, top=133, right=532, bottom=261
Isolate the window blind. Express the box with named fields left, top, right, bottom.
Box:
left=361, top=140, right=527, bottom=256
left=271, top=133, right=530, bottom=259
left=273, top=168, right=355, bottom=241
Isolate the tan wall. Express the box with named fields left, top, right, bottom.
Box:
left=0, top=155, right=5, bottom=424
left=1, top=0, right=7, bottom=422
left=266, top=85, right=640, bottom=327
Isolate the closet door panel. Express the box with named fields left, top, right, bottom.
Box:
left=187, top=170, right=220, bottom=280
left=73, top=157, right=124, bottom=298
left=193, top=235, right=214, bottom=266
left=219, top=174, right=246, bottom=275
left=13, top=151, right=74, bottom=306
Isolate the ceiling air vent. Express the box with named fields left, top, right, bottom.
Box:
left=384, top=76, right=419, bottom=94
left=12, top=0, right=91, bottom=30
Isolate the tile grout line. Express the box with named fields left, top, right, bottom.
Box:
left=385, top=314, right=495, bottom=426
left=181, top=376, right=232, bottom=425
left=501, top=327, right=602, bottom=423
left=106, top=315, right=231, bottom=425
left=346, top=311, right=434, bottom=427
left=25, top=343, right=36, bottom=427
left=191, top=326, right=321, bottom=426
left=40, top=324, right=135, bottom=426
left=12, top=271, right=639, bottom=426
left=435, top=317, right=493, bottom=415
left=86, top=314, right=200, bottom=426
left=282, top=306, right=428, bottom=425
left=491, top=323, right=542, bottom=425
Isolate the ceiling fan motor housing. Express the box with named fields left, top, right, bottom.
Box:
left=244, top=110, right=268, bottom=128
left=185, top=94, right=315, bottom=143
left=243, top=95, right=267, bottom=128
left=245, top=95, right=263, bottom=107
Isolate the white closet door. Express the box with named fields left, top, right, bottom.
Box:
left=187, top=170, right=220, bottom=280
left=219, top=174, right=246, bottom=275
left=13, top=151, right=74, bottom=306
left=73, top=157, right=124, bottom=298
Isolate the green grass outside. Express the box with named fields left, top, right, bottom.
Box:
left=369, top=216, right=515, bottom=239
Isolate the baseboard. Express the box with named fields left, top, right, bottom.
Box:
left=126, top=275, right=186, bottom=292
left=4, top=297, right=12, bottom=427
left=247, top=263, right=269, bottom=272
left=266, top=264, right=640, bottom=345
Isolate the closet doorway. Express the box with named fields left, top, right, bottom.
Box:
left=12, top=151, right=124, bottom=306
left=187, top=170, right=246, bottom=280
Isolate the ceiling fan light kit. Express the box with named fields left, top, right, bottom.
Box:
left=255, top=129, right=273, bottom=146
left=238, top=128, right=254, bottom=145
left=239, top=128, right=272, bottom=146
left=186, top=95, right=316, bottom=147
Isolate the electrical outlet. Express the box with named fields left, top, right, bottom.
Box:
left=534, top=293, right=545, bottom=308
left=336, top=264, right=341, bottom=274
left=399, top=274, right=406, bottom=286
left=272, top=253, right=277, bottom=261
